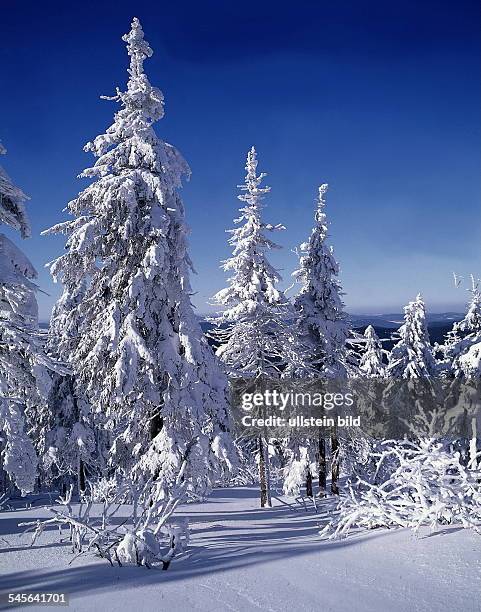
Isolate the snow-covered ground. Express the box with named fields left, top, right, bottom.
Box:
left=0, top=486, right=479, bottom=611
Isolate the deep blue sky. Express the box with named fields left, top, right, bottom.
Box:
left=2, top=0, right=480, bottom=320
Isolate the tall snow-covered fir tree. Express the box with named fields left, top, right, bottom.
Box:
left=292, top=184, right=350, bottom=377
left=292, top=184, right=351, bottom=496
left=0, top=142, right=59, bottom=494
left=359, top=325, right=386, bottom=377
left=44, top=18, right=235, bottom=500
left=211, top=146, right=308, bottom=506
left=386, top=294, right=438, bottom=378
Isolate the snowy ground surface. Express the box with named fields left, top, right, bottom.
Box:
left=0, top=486, right=479, bottom=612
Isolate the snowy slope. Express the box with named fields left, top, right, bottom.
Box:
left=0, top=486, right=479, bottom=612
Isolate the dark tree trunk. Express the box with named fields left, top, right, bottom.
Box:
left=305, top=468, right=313, bottom=497
left=258, top=437, right=271, bottom=507
left=318, top=432, right=327, bottom=496
left=68, top=376, right=88, bottom=495
left=331, top=433, right=340, bottom=495
left=78, top=458, right=86, bottom=496
left=0, top=444, right=5, bottom=496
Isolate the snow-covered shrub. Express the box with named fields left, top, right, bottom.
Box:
left=320, top=438, right=481, bottom=539
left=283, top=446, right=311, bottom=497
left=20, top=474, right=191, bottom=569
left=115, top=530, right=161, bottom=566
left=116, top=519, right=188, bottom=568
left=86, top=476, right=121, bottom=503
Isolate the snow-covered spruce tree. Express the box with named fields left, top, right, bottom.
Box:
left=453, top=277, right=481, bottom=339
left=293, top=184, right=350, bottom=377
left=348, top=325, right=387, bottom=468
left=386, top=294, right=437, bottom=378
left=44, top=19, right=235, bottom=516
left=211, top=146, right=308, bottom=507
left=292, top=184, right=351, bottom=496
left=359, top=325, right=386, bottom=377
left=0, top=142, right=60, bottom=494
left=383, top=294, right=440, bottom=440
left=434, top=279, right=481, bottom=466
left=442, top=278, right=481, bottom=377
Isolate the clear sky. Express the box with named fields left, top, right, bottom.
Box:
left=2, top=0, right=480, bottom=320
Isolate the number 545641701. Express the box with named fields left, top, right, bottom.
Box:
left=3, top=593, right=68, bottom=606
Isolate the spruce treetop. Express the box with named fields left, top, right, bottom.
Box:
left=238, top=146, right=271, bottom=209
left=123, top=17, right=154, bottom=79
left=314, top=183, right=328, bottom=233
left=443, top=278, right=481, bottom=377
left=81, top=17, right=187, bottom=185
left=213, top=146, right=287, bottom=325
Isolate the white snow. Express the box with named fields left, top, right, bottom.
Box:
left=0, top=486, right=479, bottom=612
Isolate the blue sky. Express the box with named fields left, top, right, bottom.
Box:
left=2, top=0, right=480, bottom=320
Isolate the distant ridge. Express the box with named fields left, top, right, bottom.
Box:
left=40, top=312, right=464, bottom=350
left=199, top=312, right=464, bottom=351
left=348, top=312, right=463, bottom=329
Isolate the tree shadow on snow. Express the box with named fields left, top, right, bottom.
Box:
left=0, top=486, right=393, bottom=604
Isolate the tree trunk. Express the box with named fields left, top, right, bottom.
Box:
left=78, top=457, right=86, bottom=497
left=305, top=467, right=313, bottom=497
left=318, top=432, right=327, bottom=496
left=68, top=376, right=88, bottom=494
left=0, top=443, right=5, bottom=496
left=264, top=439, right=272, bottom=507
left=258, top=437, right=271, bottom=507
left=331, top=433, right=340, bottom=495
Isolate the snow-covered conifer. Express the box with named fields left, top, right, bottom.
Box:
left=0, top=143, right=58, bottom=494
left=359, top=325, right=385, bottom=377
left=44, top=18, right=235, bottom=502
left=387, top=294, right=437, bottom=378
left=442, top=278, right=481, bottom=377
left=291, top=184, right=351, bottom=496
left=211, top=146, right=308, bottom=378
left=292, top=184, right=350, bottom=377
left=211, top=147, right=308, bottom=506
